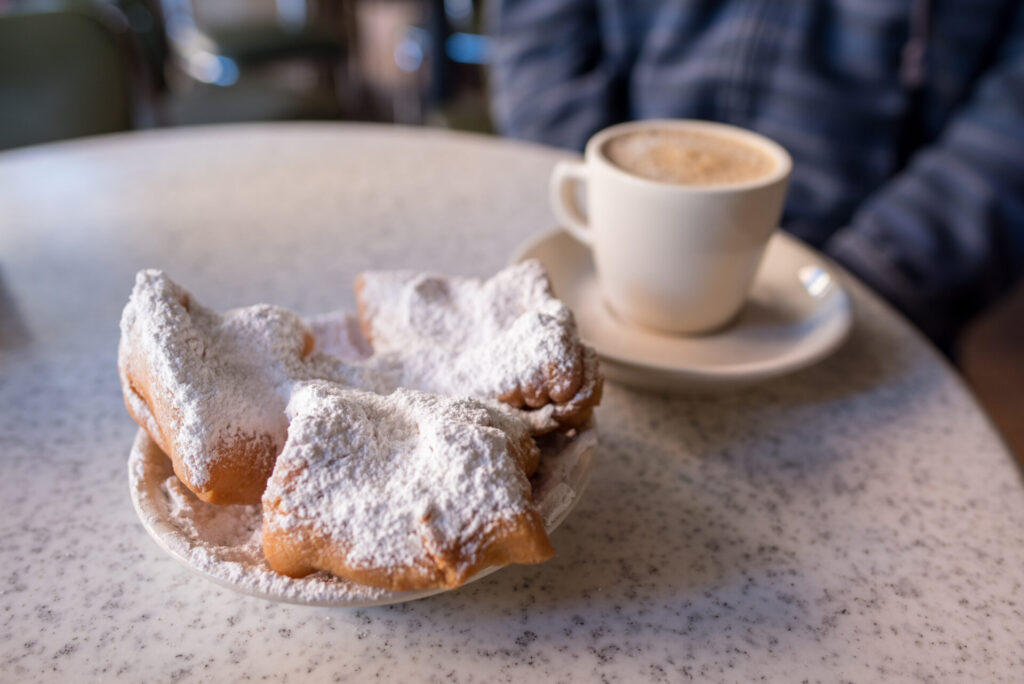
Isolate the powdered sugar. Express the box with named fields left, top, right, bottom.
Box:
left=357, top=260, right=584, bottom=403
left=265, top=382, right=539, bottom=577
left=120, top=265, right=601, bottom=600
left=119, top=273, right=382, bottom=496
left=306, top=310, right=373, bottom=359
left=163, top=475, right=261, bottom=548
left=128, top=421, right=597, bottom=606
left=118, top=270, right=310, bottom=489
left=119, top=265, right=589, bottom=498
left=127, top=430, right=389, bottom=604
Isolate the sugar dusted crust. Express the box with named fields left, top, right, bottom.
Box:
left=117, top=263, right=602, bottom=590
left=118, top=271, right=311, bottom=505
left=355, top=260, right=602, bottom=432
left=261, top=383, right=552, bottom=591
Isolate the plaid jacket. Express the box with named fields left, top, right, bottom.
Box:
left=489, top=0, right=1024, bottom=347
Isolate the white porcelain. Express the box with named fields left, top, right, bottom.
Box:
left=513, top=228, right=852, bottom=391
left=549, top=119, right=792, bottom=334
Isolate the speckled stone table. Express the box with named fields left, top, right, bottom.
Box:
left=2, top=124, right=1022, bottom=683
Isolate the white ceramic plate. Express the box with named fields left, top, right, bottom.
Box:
left=512, top=229, right=852, bottom=392
left=127, top=311, right=597, bottom=607
left=128, top=425, right=595, bottom=607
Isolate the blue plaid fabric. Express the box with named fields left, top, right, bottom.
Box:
left=489, top=0, right=1024, bottom=347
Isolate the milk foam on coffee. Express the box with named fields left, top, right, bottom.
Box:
left=603, top=129, right=775, bottom=185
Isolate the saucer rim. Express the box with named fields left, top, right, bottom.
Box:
left=510, top=228, right=852, bottom=385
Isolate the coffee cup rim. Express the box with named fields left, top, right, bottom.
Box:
left=585, top=119, right=793, bottom=192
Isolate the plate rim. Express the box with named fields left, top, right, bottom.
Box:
left=128, top=421, right=598, bottom=608
left=510, top=228, right=853, bottom=384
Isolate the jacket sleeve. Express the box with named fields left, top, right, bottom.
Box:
left=826, top=5, right=1024, bottom=349
left=487, top=0, right=618, bottom=151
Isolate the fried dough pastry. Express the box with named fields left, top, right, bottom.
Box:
left=118, top=270, right=315, bottom=505
left=262, top=382, right=552, bottom=590
left=355, top=260, right=603, bottom=432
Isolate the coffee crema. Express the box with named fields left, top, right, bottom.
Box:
left=603, top=129, right=776, bottom=186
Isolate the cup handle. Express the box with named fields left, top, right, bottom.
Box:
left=549, top=160, right=593, bottom=246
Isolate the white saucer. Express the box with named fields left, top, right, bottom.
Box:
left=512, top=229, right=852, bottom=392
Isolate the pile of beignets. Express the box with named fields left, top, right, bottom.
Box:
left=119, top=261, right=602, bottom=591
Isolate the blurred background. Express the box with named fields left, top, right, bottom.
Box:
left=0, top=0, right=496, bottom=150
left=1, top=0, right=1021, bottom=458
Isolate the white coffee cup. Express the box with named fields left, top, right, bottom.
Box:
left=549, top=119, right=792, bottom=334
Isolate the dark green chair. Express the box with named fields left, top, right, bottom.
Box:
left=0, top=7, right=133, bottom=150
left=156, top=0, right=348, bottom=123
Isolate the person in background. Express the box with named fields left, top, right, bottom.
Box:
left=488, top=0, right=1024, bottom=354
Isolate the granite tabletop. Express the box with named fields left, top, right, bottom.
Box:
left=1, top=123, right=1022, bottom=683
